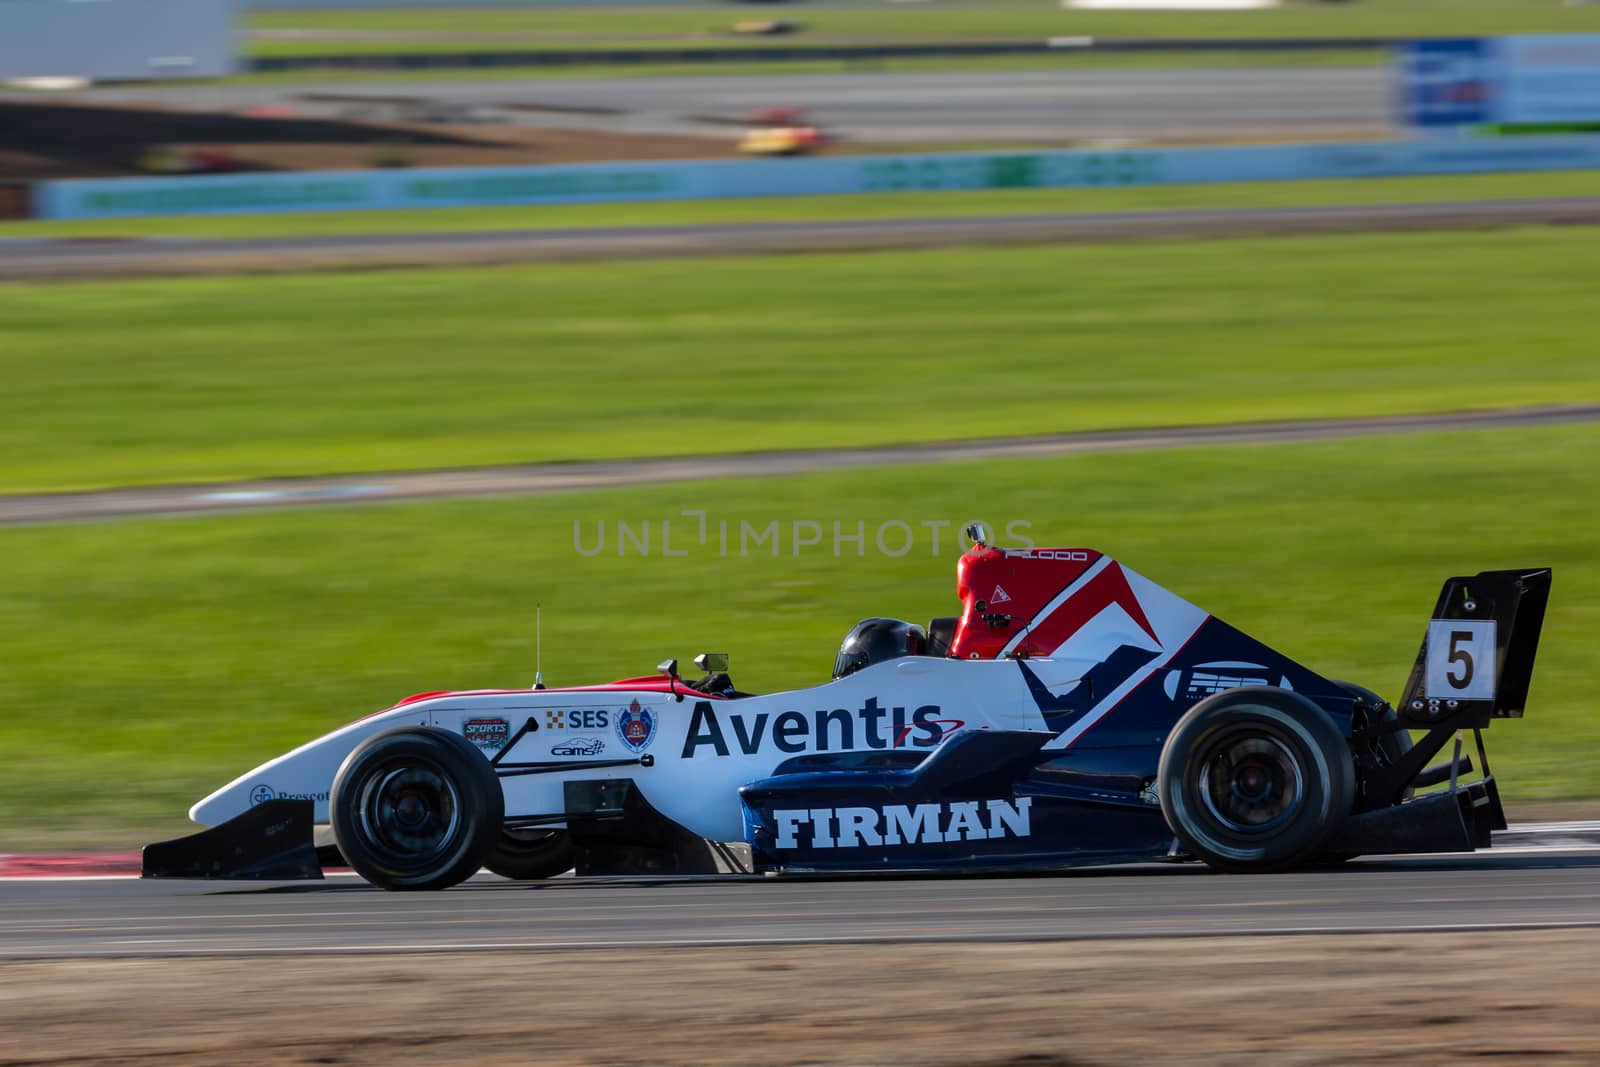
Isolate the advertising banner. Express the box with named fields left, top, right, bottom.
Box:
left=1398, top=34, right=1600, bottom=129
left=33, top=136, right=1600, bottom=221
left=1499, top=35, right=1600, bottom=125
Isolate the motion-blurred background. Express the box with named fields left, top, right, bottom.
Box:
left=1, top=0, right=1597, bottom=850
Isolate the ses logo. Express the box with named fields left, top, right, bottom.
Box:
left=545, top=708, right=612, bottom=731
left=1163, top=661, right=1291, bottom=703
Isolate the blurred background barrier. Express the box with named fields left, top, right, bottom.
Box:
left=31, top=134, right=1600, bottom=220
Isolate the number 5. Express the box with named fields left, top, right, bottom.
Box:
left=1446, top=630, right=1475, bottom=689
left=1425, top=618, right=1496, bottom=701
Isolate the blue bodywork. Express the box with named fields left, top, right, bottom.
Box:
left=739, top=616, right=1356, bottom=872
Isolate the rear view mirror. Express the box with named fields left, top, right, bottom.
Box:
left=693, top=652, right=729, bottom=673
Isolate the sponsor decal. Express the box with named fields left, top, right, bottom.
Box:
left=1004, top=549, right=1090, bottom=561
left=551, top=736, right=606, bottom=757
left=464, top=717, right=511, bottom=753
left=892, top=718, right=964, bottom=748
left=1162, top=661, right=1291, bottom=702
left=249, top=784, right=329, bottom=806
left=616, top=699, right=657, bottom=753
left=683, top=699, right=953, bottom=758
left=990, top=584, right=1012, bottom=604
left=546, top=708, right=611, bottom=731
left=770, top=798, right=1034, bottom=850
left=1020, top=649, right=1159, bottom=732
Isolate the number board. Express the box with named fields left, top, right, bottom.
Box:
left=1424, top=619, right=1497, bottom=701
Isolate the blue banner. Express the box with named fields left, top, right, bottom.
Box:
left=31, top=136, right=1600, bottom=221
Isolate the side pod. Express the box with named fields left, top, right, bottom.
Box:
left=563, top=780, right=754, bottom=876
left=142, top=799, right=323, bottom=880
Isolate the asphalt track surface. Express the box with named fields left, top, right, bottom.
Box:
left=9, top=198, right=1600, bottom=283
left=6, top=843, right=1600, bottom=959
left=46, top=67, right=1388, bottom=144
left=4, top=403, right=1597, bottom=526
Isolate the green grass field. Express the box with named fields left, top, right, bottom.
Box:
left=8, top=171, right=1598, bottom=240
left=4, top=226, right=1600, bottom=493
left=235, top=0, right=1600, bottom=73
left=245, top=0, right=1600, bottom=51
left=2, top=424, right=1594, bottom=846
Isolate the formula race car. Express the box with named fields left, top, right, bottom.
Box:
left=144, top=526, right=1551, bottom=890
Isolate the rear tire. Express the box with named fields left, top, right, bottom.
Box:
left=331, top=727, right=503, bottom=891
left=1317, top=679, right=1414, bottom=865
left=1159, top=687, right=1354, bottom=873
left=484, top=828, right=574, bottom=881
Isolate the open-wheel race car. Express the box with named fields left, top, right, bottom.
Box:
left=145, top=526, right=1551, bottom=890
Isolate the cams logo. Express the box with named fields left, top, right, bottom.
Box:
left=771, top=798, right=1034, bottom=850
left=464, top=717, right=510, bottom=753
left=615, top=699, right=657, bottom=753
left=683, top=699, right=957, bottom=758
left=551, top=737, right=605, bottom=757
left=1163, top=661, right=1291, bottom=703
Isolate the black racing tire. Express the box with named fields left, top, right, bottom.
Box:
left=1158, top=687, right=1355, bottom=874
left=1317, top=680, right=1415, bottom=865
left=331, top=727, right=503, bottom=891
left=483, top=828, right=575, bottom=881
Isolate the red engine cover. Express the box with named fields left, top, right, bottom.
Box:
left=947, top=546, right=1160, bottom=663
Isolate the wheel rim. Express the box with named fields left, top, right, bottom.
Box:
left=357, top=760, right=462, bottom=866
left=1196, top=730, right=1305, bottom=834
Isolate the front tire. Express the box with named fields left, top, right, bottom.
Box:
left=1159, top=687, right=1355, bottom=873
left=331, top=727, right=503, bottom=891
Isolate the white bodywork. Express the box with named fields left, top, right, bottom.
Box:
left=193, top=659, right=1062, bottom=842
left=192, top=561, right=1211, bottom=843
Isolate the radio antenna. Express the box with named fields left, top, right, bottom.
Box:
left=534, top=602, right=545, bottom=690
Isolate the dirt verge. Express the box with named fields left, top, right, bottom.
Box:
left=0, top=100, right=737, bottom=180
left=4, top=931, right=1598, bottom=1066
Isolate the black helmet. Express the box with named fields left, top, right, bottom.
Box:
left=832, top=618, right=927, bottom=680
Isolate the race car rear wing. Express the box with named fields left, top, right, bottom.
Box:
left=1396, top=567, right=1551, bottom=731
left=1336, top=568, right=1550, bottom=852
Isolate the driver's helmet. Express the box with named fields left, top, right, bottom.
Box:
left=832, top=617, right=927, bottom=680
